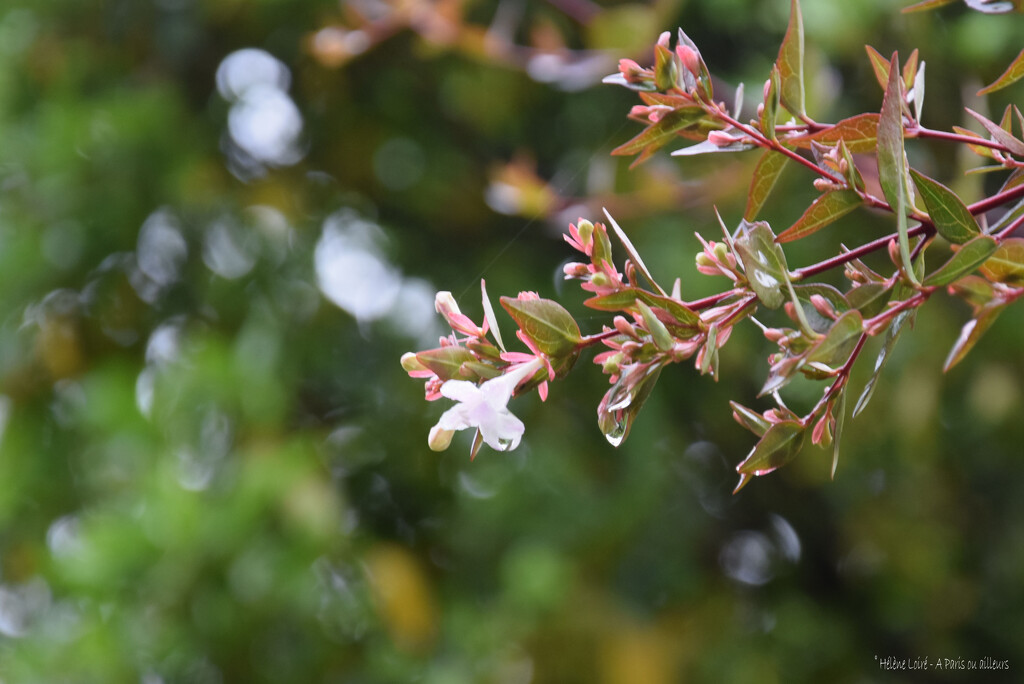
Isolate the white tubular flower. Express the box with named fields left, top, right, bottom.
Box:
left=431, top=358, right=542, bottom=452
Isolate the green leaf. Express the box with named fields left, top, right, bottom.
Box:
left=845, top=282, right=890, bottom=317
left=965, top=107, right=1024, bottom=156
left=943, top=303, right=1005, bottom=371
left=852, top=309, right=913, bottom=417
left=416, top=346, right=477, bottom=381
left=603, top=208, right=667, bottom=296
left=730, top=401, right=771, bottom=438
left=909, top=169, right=981, bottom=244
left=653, top=42, right=676, bottom=91
left=902, top=0, right=958, bottom=12
left=922, top=235, right=999, bottom=287
left=745, top=150, right=789, bottom=221
left=979, top=237, right=1024, bottom=284
left=776, top=189, right=862, bottom=243
left=776, top=0, right=806, bottom=117
left=735, top=420, right=806, bottom=479
left=499, top=296, right=582, bottom=358
left=584, top=287, right=702, bottom=330
left=735, top=220, right=789, bottom=309
left=612, top=106, right=708, bottom=165
left=788, top=114, right=879, bottom=154
left=877, top=53, right=918, bottom=285
left=805, top=310, right=864, bottom=370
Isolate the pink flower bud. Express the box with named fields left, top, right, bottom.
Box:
left=763, top=327, right=785, bottom=343
left=563, top=262, right=589, bottom=278
left=613, top=315, right=637, bottom=338
left=763, top=79, right=772, bottom=100
left=657, top=31, right=671, bottom=49
left=810, top=294, right=836, bottom=319
left=517, top=291, right=540, bottom=301
left=707, top=130, right=735, bottom=147
left=813, top=178, right=833, bottom=192
left=618, top=58, right=646, bottom=83
left=676, top=45, right=701, bottom=76
left=887, top=238, right=900, bottom=266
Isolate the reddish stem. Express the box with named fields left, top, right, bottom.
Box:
left=910, top=125, right=1017, bottom=155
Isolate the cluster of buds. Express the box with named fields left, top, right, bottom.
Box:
left=694, top=234, right=741, bottom=281
left=562, top=219, right=627, bottom=295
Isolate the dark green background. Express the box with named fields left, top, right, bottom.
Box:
left=0, top=0, right=1021, bottom=681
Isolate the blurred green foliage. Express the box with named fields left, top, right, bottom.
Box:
left=0, top=0, right=1021, bottom=682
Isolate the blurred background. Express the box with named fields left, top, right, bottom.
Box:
left=0, top=0, right=1021, bottom=681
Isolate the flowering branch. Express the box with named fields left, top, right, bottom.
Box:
left=404, top=0, right=1024, bottom=492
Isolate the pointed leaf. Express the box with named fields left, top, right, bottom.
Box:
left=864, top=46, right=891, bottom=90
left=736, top=420, right=806, bottom=476
left=902, top=49, right=919, bottom=91
left=912, top=61, right=926, bottom=122
left=979, top=237, right=1024, bottom=284
left=745, top=150, right=789, bottom=220
left=612, top=106, right=708, bottom=165
left=777, top=0, right=806, bottom=116
left=943, top=303, right=1005, bottom=371
left=761, top=65, right=781, bottom=141
left=480, top=280, right=505, bottom=353
left=671, top=139, right=756, bottom=156
left=777, top=189, right=863, bottom=243
left=500, top=297, right=582, bottom=358
left=853, top=309, right=913, bottom=417
left=787, top=113, right=880, bottom=154
left=922, top=235, right=999, bottom=287
left=952, top=125, right=999, bottom=159
left=730, top=401, right=771, bottom=438
left=965, top=107, right=1024, bottom=156
left=878, top=53, right=917, bottom=284
left=603, top=208, right=666, bottom=295
left=909, top=169, right=981, bottom=244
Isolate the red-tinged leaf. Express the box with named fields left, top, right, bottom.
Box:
left=902, top=0, right=958, bottom=11
left=979, top=237, right=1024, bottom=284
left=909, top=169, right=981, bottom=244
left=1000, top=167, right=1024, bottom=193
left=500, top=296, right=582, bottom=358
left=865, top=45, right=890, bottom=90
left=965, top=107, right=1024, bottom=155
left=736, top=420, right=805, bottom=476
left=776, top=189, right=862, bottom=243
left=922, top=235, right=1000, bottom=287
left=671, top=139, right=755, bottom=156
left=612, top=106, right=708, bottom=164
left=730, top=401, right=771, bottom=438
left=777, top=0, right=806, bottom=116
left=744, top=150, right=789, bottom=220
left=653, top=42, right=676, bottom=90
left=949, top=274, right=995, bottom=307
left=638, top=91, right=699, bottom=108
left=952, top=125, right=998, bottom=159
left=944, top=303, right=1005, bottom=372
left=878, top=53, right=917, bottom=284
left=416, top=347, right=477, bottom=381
left=787, top=114, right=880, bottom=153
left=761, top=65, right=781, bottom=141
left=902, top=49, right=919, bottom=90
